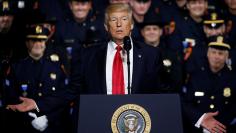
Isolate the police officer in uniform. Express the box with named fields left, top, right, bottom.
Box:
left=0, top=0, right=27, bottom=129
left=186, top=11, right=228, bottom=75
left=140, top=13, right=183, bottom=93
left=129, top=0, right=153, bottom=41
left=167, top=0, right=208, bottom=59
left=55, top=0, right=107, bottom=57
left=182, top=35, right=236, bottom=133
left=5, top=24, right=70, bottom=133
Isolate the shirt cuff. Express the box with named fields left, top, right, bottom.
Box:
left=195, top=113, right=206, bottom=128
left=35, top=103, right=40, bottom=112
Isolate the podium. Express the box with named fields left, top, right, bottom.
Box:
left=78, top=94, right=183, bottom=133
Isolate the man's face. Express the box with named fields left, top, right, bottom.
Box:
left=204, top=25, right=226, bottom=37
left=176, top=0, right=187, bottom=8
left=129, top=0, right=151, bottom=16
left=187, top=0, right=208, bottom=18
left=105, top=11, right=133, bottom=43
left=141, top=25, right=162, bottom=46
left=69, top=1, right=92, bottom=21
left=0, top=15, right=14, bottom=32
left=110, top=0, right=130, bottom=4
left=225, top=0, right=236, bottom=10
left=207, top=47, right=228, bottom=71
left=26, top=40, right=46, bottom=58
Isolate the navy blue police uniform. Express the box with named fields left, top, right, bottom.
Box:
left=54, top=0, right=108, bottom=69
left=182, top=36, right=236, bottom=133
left=0, top=1, right=27, bottom=130
left=3, top=25, right=70, bottom=133
left=139, top=13, right=184, bottom=93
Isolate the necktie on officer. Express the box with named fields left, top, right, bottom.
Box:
left=112, top=44, right=125, bottom=95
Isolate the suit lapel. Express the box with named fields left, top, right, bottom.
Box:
left=131, top=41, right=143, bottom=93
left=95, top=43, right=108, bottom=94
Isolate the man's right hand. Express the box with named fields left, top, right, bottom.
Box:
left=201, top=111, right=226, bottom=133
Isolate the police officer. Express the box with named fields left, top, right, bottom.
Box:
left=140, top=13, right=183, bottom=93
left=28, top=9, right=70, bottom=74
left=5, top=24, right=70, bottom=133
left=0, top=0, right=27, bottom=67
left=224, top=0, right=236, bottom=47
left=54, top=0, right=107, bottom=72
left=129, top=0, right=153, bottom=41
left=0, top=0, right=27, bottom=129
left=182, top=35, right=236, bottom=133
left=186, top=11, right=228, bottom=75
left=223, top=0, right=236, bottom=75
left=167, top=0, right=208, bottom=59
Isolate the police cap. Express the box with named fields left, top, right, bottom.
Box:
left=203, top=12, right=225, bottom=29
left=26, top=25, right=49, bottom=41
left=140, top=13, right=164, bottom=28
left=0, top=0, right=16, bottom=16
left=208, top=35, right=230, bottom=51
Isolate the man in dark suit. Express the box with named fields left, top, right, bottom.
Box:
left=72, top=3, right=161, bottom=95
left=7, top=2, right=161, bottom=121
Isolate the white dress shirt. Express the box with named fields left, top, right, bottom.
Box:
left=106, top=40, right=133, bottom=95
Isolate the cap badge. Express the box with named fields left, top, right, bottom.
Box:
left=217, top=36, right=223, bottom=43
left=36, top=25, right=43, bottom=34
left=3, top=1, right=9, bottom=10
left=211, top=13, right=217, bottom=20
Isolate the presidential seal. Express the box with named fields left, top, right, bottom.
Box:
left=111, top=104, right=151, bottom=133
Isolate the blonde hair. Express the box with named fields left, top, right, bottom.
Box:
left=104, top=3, right=133, bottom=26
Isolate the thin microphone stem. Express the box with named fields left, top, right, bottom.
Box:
left=127, top=51, right=131, bottom=95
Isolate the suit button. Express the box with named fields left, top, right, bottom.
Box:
left=225, top=101, right=228, bottom=104
left=52, top=87, right=56, bottom=91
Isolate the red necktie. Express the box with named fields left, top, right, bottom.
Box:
left=112, top=45, right=125, bottom=95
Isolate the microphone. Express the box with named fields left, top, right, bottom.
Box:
left=123, top=36, right=132, bottom=51
left=123, top=36, right=132, bottom=95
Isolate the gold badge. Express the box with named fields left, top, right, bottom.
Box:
left=111, top=104, right=151, bottom=133
left=50, top=73, right=57, bottom=80
left=211, top=13, right=217, bottom=20
left=223, top=88, right=231, bottom=97
left=3, top=1, right=9, bottom=10
left=163, top=59, right=172, bottom=67
left=217, top=36, right=223, bottom=43
left=36, top=25, right=42, bottom=34
left=50, top=54, right=59, bottom=62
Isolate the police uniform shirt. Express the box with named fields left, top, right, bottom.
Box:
left=183, top=59, right=236, bottom=128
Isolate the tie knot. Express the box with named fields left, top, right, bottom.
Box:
left=116, top=45, right=122, bottom=51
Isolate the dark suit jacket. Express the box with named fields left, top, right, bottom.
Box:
left=69, top=40, right=162, bottom=95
